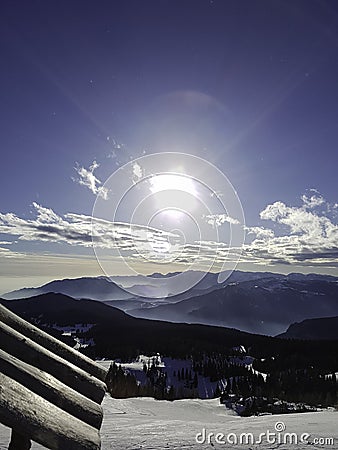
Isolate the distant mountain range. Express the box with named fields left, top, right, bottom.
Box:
left=3, top=271, right=338, bottom=336
left=2, top=276, right=133, bottom=301
left=1, top=270, right=272, bottom=305
left=129, top=274, right=338, bottom=335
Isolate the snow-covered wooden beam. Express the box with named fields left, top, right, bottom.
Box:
left=0, top=320, right=106, bottom=403
left=0, top=372, right=101, bottom=450
left=0, top=349, right=103, bottom=429
left=0, top=303, right=107, bottom=381
left=0, top=304, right=108, bottom=449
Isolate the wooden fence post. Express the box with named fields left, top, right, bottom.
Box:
left=8, top=430, right=31, bottom=450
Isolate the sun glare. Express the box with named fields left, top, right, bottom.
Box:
left=149, top=173, right=198, bottom=196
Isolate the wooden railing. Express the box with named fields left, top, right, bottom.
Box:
left=0, top=304, right=108, bottom=450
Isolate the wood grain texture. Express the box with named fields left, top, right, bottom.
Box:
left=0, top=320, right=106, bottom=404
left=0, top=304, right=107, bottom=381
left=0, top=373, right=101, bottom=450
left=0, top=349, right=103, bottom=429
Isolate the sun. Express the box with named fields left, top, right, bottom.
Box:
left=148, top=173, right=199, bottom=220
left=149, top=173, right=198, bottom=196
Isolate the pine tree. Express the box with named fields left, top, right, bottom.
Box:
left=214, top=384, right=221, bottom=398
left=193, top=372, right=198, bottom=388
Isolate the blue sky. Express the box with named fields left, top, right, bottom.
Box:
left=0, top=0, right=338, bottom=293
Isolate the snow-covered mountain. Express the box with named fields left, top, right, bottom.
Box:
left=3, top=271, right=338, bottom=336
left=129, top=275, right=338, bottom=335
left=1, top=270, right=269, bottom=303
left=5, top=270, right=334, bottom=301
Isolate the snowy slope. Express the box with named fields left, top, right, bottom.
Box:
left=0, top=395, right=337, bottom=449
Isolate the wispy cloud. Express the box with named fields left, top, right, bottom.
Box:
left=132, top=162, right=143, bottom=184
left=0, top=247, right=24, bottom=258
left=0, top=203, right=182, bottom=257
left=1, top=190, right=337, bottom=269
left=301, top=193, right=325, bottom=209
left=203, top=213, right=240, bottom=228
left=73, top=160, right=109, bottom=199
left=106, top=136, right=124, bottom=150
left=0, top=242, right=26, bottom=259
left=244, top=226, right=275, bottom=240
left=0, top=204, right=241, bottom=266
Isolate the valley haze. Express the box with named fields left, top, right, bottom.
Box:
left=4, top=270, right=338, bottom=336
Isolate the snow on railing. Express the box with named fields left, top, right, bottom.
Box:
left=0, top=304, right=108, bottom=450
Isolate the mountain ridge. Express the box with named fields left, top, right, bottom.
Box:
left=129, top=276, right=338, bottom=335
left=278, top=316, right=338, bottom=340
left=3, top=271, right=338, bottom=336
